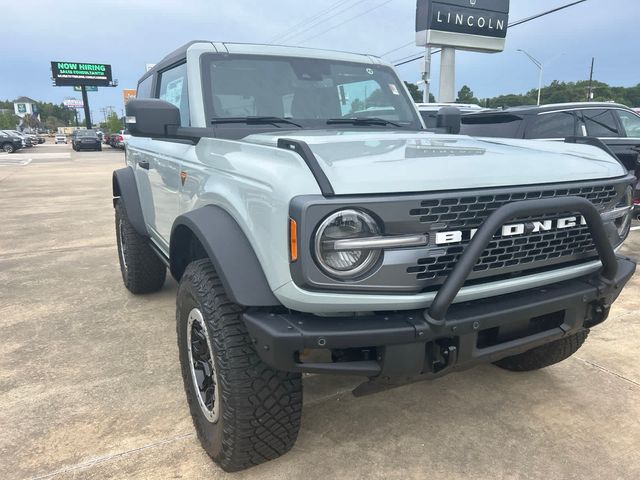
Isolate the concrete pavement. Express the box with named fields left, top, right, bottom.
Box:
left=1, top=144, right=639, bottom=479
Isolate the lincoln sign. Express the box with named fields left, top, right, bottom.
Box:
left=416, top=0, right=510, bottom=52
left=51, top=61, right=113, bottom=87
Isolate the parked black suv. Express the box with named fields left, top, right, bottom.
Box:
left=461, top=103, right=640, bottom=174
left=71, top=130, right=102, bottom=151
left=0, top=131, right=24, bottom=153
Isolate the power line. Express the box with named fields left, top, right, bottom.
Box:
left=298, top=0, right=395, bottom=45
left=268, top=0, right=352, bottom=44
left=279, top=0, right=370, bottom=44
left=380, top=41, right=414, bottom=57
left=392, top=0, right=588, bottom=67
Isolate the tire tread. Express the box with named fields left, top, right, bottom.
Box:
left=494, top=329, right=589, bottom=372
left=178, top=259, right=302, bottom=472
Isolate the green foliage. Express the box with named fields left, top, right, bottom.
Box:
left=35, top=101, right=76, bottom=126
left=45, top=116, right=64, bottom=131
left=456, top=85, right=479, bottom=104
left=483, top=81, right=640, bottom=109
left=105, top=112, right=123, bottom=133
left=404, top=81, right=435, bottom=103
left=21, top=113, right=40, bottom=129
left=0, top=111, right=18, bottom=129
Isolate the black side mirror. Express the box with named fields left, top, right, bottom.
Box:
left=436, top=106, right=462, bottom=135
left=125, top=99, right=180, bottom=138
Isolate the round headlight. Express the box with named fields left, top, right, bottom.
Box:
left=314, top=209, right=381, bottom=278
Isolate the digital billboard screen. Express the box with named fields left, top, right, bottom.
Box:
left=51, top=61, right=113, bottom=87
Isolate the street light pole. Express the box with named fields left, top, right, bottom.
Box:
left=517, top=49, right=543, bottom=106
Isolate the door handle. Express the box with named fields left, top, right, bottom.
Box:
left=138, top=160, right=150, bottom=170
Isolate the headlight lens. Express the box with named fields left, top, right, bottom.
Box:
left=314, top=209, right=381, bottom=278
left=614, top=186, right=633, bottom=238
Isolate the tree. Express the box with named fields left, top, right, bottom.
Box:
left=404, top=81, right=435, bottom=103
left=105, top=112, right=123, bottom=133
left=0, top=111, right=18, bottom=129
left=20, top=113, right=40, bottom=130
left=45, top=116, right=64, bottom=132
left=457, top=85, right=479, bottom=104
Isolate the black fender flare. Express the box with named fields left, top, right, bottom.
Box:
left=170, top=205, right=279, bottom=307
left=112, top=166, right=148, bottom=236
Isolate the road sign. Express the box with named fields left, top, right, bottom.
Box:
left=416, top=0, right=510, bottom=52
left=74, top=86, right=97, bottom=92
left=51, top=61, right=113, bottom=87
left=63, top=99, right=84, bottom=109
left=123, top=89, right=136, bottom=104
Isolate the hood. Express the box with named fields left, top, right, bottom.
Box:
left=243, top=130, right=626, bottom=195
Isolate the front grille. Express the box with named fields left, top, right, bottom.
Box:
left=409, top=185, right=617, bottom=228
left=407, top=184, right=620, bottom=287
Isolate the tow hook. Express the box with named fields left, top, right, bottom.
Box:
left=427, top=344, right=458, bottom=375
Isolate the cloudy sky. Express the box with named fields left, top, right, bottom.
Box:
left=0, top=0, right=637, bottom=121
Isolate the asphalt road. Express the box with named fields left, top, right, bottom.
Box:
left=1, top=144, right=639, bottom=479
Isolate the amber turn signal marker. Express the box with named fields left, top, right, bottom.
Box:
left=289, top=218, right=298, bottom=262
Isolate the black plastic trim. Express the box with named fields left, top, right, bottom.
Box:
left=277, top=138, right=335, bottom=197
left=565, top=136, right=620, bottom=161
left=170, top=205, right=279, bottom=307
left=242, top=256, right=635, bottom=378
left=112, top=166, right=148, bottom=237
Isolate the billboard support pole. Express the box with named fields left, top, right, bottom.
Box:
left=81, top=85, right=91, bottom=130
left=439, top=47, right=456, bottom=103
left=81, top=85, right=91, bottom=128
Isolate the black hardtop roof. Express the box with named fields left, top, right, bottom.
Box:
left=138, top=40, right=207, bottom=84
left=136, top=40, right=380, bottom=86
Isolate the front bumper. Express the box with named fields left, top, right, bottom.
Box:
left=245, top=196, right=636, bottom=386
left=245, top=256, right=634, bottom=381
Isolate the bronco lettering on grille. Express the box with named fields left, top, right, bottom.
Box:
left=434, top=215, right=588, bottom=245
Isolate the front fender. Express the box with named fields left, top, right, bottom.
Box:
left=112, top=166, right=148, bottom=236
left=170, top=205, right=279, bottom=307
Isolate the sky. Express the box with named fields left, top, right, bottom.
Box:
left=0, top=0, right=638, bottom=122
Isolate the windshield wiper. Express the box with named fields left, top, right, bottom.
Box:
left=326, top=117, right=403, bottom=128
left=211, top=116, right=302, bottom=128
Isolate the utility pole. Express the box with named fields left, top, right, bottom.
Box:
left=438, top=47, right=456, bottom=103
left=81, top=85, right=91, bottom=128
left=587, top=57, right=595, bottom=101
left=421, top=47, right=431, bottom=103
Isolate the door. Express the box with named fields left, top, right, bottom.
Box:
left=577, top=108, right=637, bottom=172
left=144, top=62, right=192, bottom=247
left=612, top=109, right=640, bottom=174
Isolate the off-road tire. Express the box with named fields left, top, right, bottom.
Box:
left=2, top=143, right=15, bottom=153
left=177, top=259, right=302, bottom=472
left=115, top=200, right=166, bottom=294
left=494, top=329, right=589, bottom=372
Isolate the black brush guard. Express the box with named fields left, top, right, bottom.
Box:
left=243, top=197, right=635, bottom=392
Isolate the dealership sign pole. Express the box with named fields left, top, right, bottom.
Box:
left=50, top=61, right=117, bottom=129
left=416, top=0, right=510, bottom=102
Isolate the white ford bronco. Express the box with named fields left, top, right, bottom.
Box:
left=113, top=41, right=636, bottom=471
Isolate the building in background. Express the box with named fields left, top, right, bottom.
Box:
left=13, top=97, right=38, bottom=118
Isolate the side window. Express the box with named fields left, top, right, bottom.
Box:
left=580, top=109, right=621, bottom=137
left=616, top=110, right=640, bottom=137
left=136, top=75, right=153, bottom=99
left=158, top=63, right=190, bottom=126
left=526, top=112, right=576, bottom=139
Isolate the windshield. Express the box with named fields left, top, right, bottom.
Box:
left=201, top=54, right=421, bottom=131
